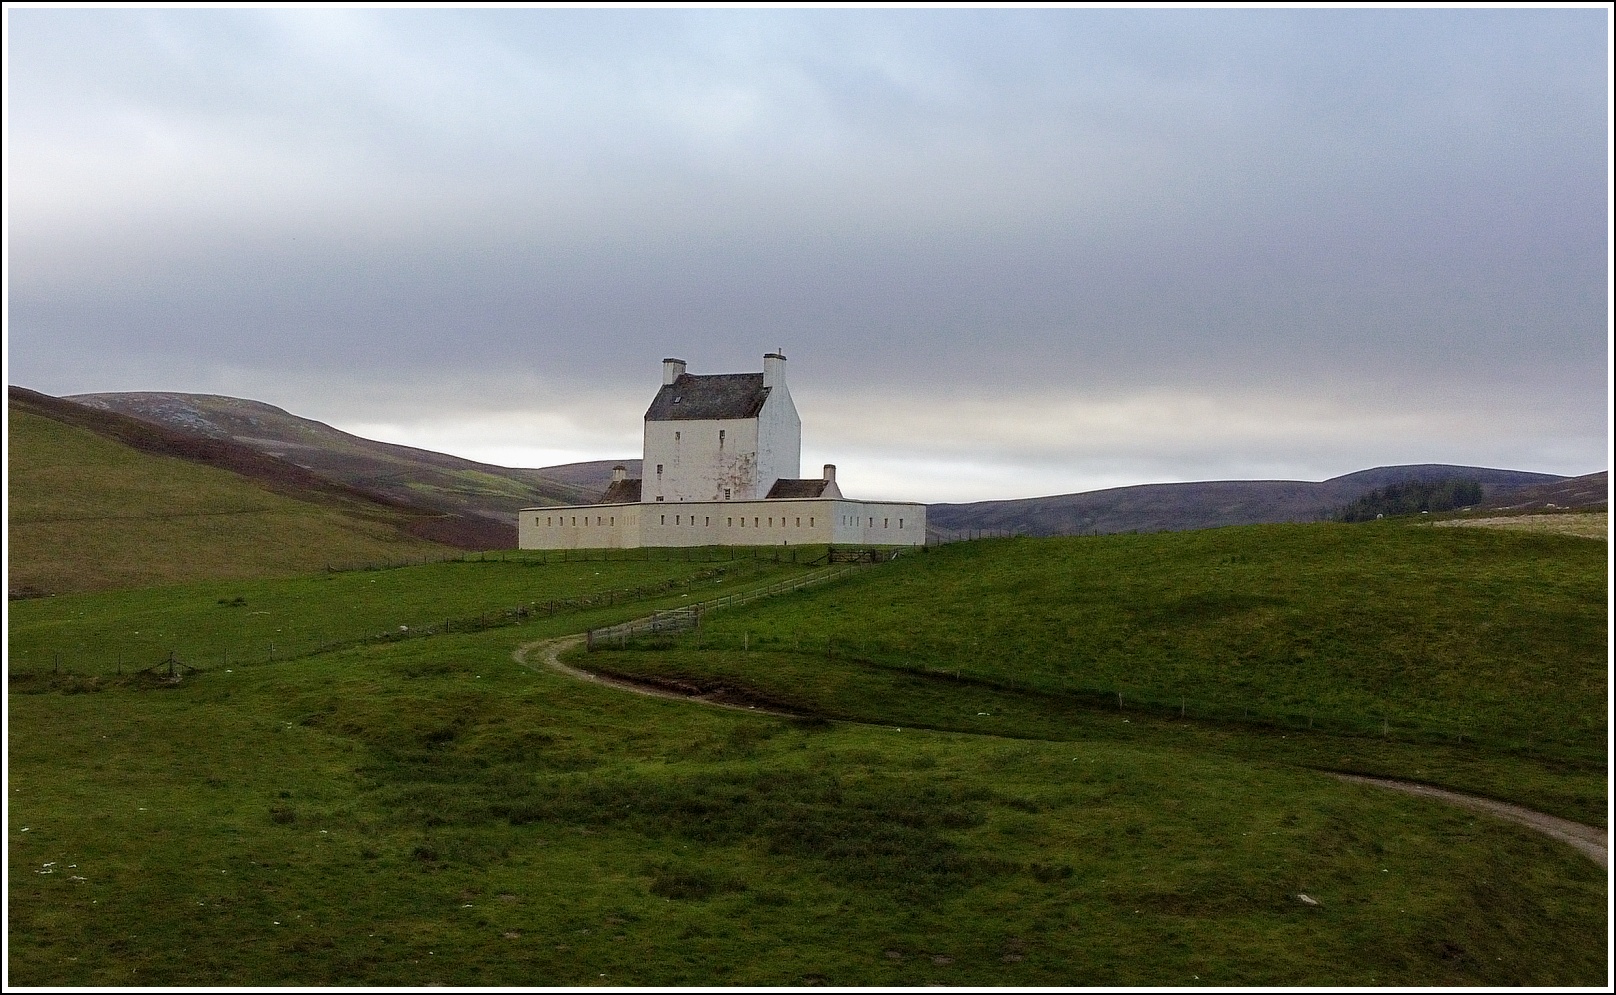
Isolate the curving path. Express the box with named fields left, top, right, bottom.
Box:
left=512, top=634, right=796, bottom=716
left=1332, top=773, right=1607, bottom=868
left=513, top=635, right=1608, bottom=869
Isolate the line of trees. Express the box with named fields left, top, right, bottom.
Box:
left=1336, top=479, right=1483, bottom=522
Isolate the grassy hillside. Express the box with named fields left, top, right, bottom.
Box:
left=7, top=405, right=454, bottom=596
left=69, top=391, right=615, bottom=524
left=10, top=555, right=1606, bottom=985
left=7, top=549, right=800, bottom=676
left=581, top=524, right=1607, bottom=823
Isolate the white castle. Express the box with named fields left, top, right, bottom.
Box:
left=519, top=354, right=925, bottom=549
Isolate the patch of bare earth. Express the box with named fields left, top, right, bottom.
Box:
left=1432, top=512, right=1607, bottom=540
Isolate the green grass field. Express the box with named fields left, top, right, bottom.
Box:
left=7, top=408, right=452, bottom=595
left=582, top=524, right=1607, bottom=823
left=8, top=530, right=1608, bottom=985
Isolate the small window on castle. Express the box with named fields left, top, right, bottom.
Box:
left=571, top=516, right=577, bottom=526
left=740, top=517, right=745, bottom=527
left=704, top=517, right=710, bottom=526
left=795, top=517, right=800, bottom=527
left=656, top=464, right=663, bottom=476
left=724, top=488, right=731, bottom=500
left=768, top=517, right=773, bottom=527
left=728, top=517, right=733, bottom=527
left=884, top=518, right=889, bottom=528
left=719, top=429, right=725, bottom=442
left=754, top=517, right=760, bottom=527
left=610, top=516, right=615, bottom=526
left=656, top=496, right=664, bottom=502
left=546, top=517, right=552, bottom=526
left=899, top=519, right=904, bottom=529
left=675, top=431, right=680, bottom=441
left=661, top=514, right=666, bottom=525
left=809, top=517, right=814, bottom=527
left=676, top=515, right=681, bottom=525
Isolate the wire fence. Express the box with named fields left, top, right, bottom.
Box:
left=594, top=629, right=1603, bottom=764
left=318, top=543, right=838, bottom=574
left=586, top=563, right=872, bottom=649
left=9, top=560, right=792, bottom=681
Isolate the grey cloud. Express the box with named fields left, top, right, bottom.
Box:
left=6, top=8, right=1607, bottom=489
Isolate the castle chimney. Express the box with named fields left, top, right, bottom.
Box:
left=763, top=352, right=786, bottom=388
left=822, top=464, right=835, bottom=483
left=612, top=465, right=627, bottom=484
left=662, top=358, right=687, bottom=385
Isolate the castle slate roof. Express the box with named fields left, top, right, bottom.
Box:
left=644, top=373, right=770, bottom=422
left=765, top=478, right=832, bottom=499
left=598, top=478, right=643, bottom=504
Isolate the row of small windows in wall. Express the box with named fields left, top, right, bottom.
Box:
left=542, top=515, right=616, bottom=527
left=658, top=514, right=817, bottom=529
left=839, top=516, right=905, bottom=529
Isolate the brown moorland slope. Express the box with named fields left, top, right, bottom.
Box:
left=927, top=464, right=1574, bottom=538
left=71, top=391, right=627, bottom=524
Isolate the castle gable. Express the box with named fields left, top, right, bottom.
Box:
left=644, top=373, right=770, bottom=422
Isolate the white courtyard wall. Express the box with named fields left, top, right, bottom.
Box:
left=518, top=498, right=925, bottom=550
left=518, top=504, right=641, bottom=549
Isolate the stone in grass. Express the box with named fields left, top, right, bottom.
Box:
left=1297, top=893, right=1320, bottom=906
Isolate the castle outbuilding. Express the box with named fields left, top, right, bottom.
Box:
left=518, top=354, right=925, bottom=549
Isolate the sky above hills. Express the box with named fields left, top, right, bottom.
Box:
left=6, top=8, right=1609, bottom=502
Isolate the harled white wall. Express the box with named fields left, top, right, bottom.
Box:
left=519, top=498, right=925, bottom=549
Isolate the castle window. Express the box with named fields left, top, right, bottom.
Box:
left=754, top=517, right=759, bottom=527
left=898, top=519, right=903, bottom=529
left=740, top=517, right=745, bottom=527
left=675, top=431, right=680, bottom=441
left=705, top=517, right=710, bottom=526
left=656, top=496, right=664, bottom=502
left=723, top=488, right=731, bottom=500
left=795, top=517, right=800, bottom=527
left=728, top=517, right=733, bottom=527
left=546, top=517, right=552, bottom=526
left=809, top=517, right=814, bottom=527
left=660, top=514, right=666, bottom=525
left=676, top=515, right=680, bottom=525
left=656, top=464, right=663, bottom=476
left=719, top=429, right=725, bottom=442
left=768, top=517, right=773, bottom=527
left=610, top=517, right=615, bottom=525
left=571, top=517, right=576, bottom=526
left=884, top=518, right=889, bottom=528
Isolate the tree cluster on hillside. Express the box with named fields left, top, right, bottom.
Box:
left=1336, top=478, right=1483, bottom=522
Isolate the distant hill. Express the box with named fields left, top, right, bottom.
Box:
left=70, top=392, right=634, bottom=525
left=7, top=387, right=465, bottom=597
left=1476, top=471, right=1608, bottom=514
left=927, top=464, right=1579, bottom=538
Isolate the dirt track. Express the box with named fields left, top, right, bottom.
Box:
left=1333, top=773, right=1607, bottom=868
left=513, top=635, right=1608, bottom=869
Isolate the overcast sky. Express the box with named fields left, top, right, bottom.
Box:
left=6, top=7, right=1610, bottom=502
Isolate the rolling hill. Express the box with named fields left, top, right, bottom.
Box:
left=7, top=387, right=468, bottom=596
left=52, top=388, right=1603, bottom=540
left=70, top=391, right=638, bottom=525
left=927, top=465, right=1582, bottom=538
